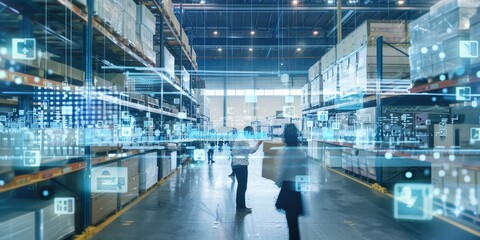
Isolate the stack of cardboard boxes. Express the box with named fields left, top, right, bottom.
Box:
left=409, top=0, right=480, bottom=81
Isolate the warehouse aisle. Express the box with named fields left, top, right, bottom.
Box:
left=93, top=149, right=479, bottom=240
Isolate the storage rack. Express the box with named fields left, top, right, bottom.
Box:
left=302, top=5, right=480, bottom=227
left=0, top=0, right=205, bottom=237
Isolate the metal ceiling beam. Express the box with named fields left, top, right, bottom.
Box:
left=173, top=4, right=431, bottom=12
left=190, top=37, right=335, bottom=47
left=327, top=10, right=354, bottom=38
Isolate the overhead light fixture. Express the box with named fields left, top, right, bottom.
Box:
left=250, top=31, right=255, bottom=35
left=217, top=48, right=222, bottom=52
left=213, top=31, right=218, bottom=35
left=313, top=31, right=319, bottom=35
left=248, top=48, right=253, bottom=52
left=397, top=0, right=405, bottom=5
left=348, top=0, right=358, bottom=3
left=327, top=0, right=334, bottom=3
left=200, top=0, right=205, bottom=4
left=292, top=0, right=299, bottom=5
left=296, top=48, right=302, bottom=51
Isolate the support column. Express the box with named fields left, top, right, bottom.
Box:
left=81, top=0, right=94, bottom=230
left=223, top=77, right=227, bottom=127
left=336, top=0, right=342, bottom=44
left=375, top=36, right=384, bottom=185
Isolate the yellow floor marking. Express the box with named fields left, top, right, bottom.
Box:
left=75, top=168, right=180, bottom=240
left=322, top=163, right=480, bottom=237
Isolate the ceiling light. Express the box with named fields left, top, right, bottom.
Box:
left=250, top=31, right=255, bottom=35
left=296, top=48, right=302, bottom=51
left=200, top=0, right=205, bottom=4
left=213, top=31, right=218, bottom=35
left=217, top=48, right=222, bottom=52
left=313, top=31, right=319, bottom=35
left=292, top=0, right=299, bottom=5
left=397, top=0, right=405, bottom=4
left=249, top=48, right=253, bottom=51
left=327, top=0, right=334, bottom=3
left=348, top=0, right=358, bottom=3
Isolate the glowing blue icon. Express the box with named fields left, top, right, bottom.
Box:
left=91, top=167, right=128, bottom=193
left=295, top=175, right=310, bottom=192
left=193, top=149, right=206, bottom=161
left=459, top=40, right=478, bottom=58
left=317, top=111, right=328, bottom=121
left=12, top=38, right=36, bottom=60
left=394, top=183, right=433, bottom=220
left=24, top=150, right=41, bottom=167
left=456, top=87, right=471, bottom=101
left=54, top=197, right=75, bottom=214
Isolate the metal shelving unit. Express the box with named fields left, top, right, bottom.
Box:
left=0, top=0, right=201, bottom=237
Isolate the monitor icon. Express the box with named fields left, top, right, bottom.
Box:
left=12, top=38, right=36, bottom=60
left=54, top=197, right=75, bottom=214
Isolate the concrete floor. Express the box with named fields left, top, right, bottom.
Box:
left=93, top=148, right=479, bottom=240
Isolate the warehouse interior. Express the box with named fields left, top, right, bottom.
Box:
left=0, top=0, right=480, bottom=239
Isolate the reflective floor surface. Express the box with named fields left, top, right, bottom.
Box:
left=93, top=148, right=479, bottom=240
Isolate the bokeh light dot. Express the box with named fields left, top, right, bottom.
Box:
left=14, top=77, right=22, bottom=85
left=439, top=170, right=445, bottom=177
left=419, top=154, right=426, bottom=161
left=439, top=52, right=446, bottom=59
left=421, top=47, right=428, bottom=54
left=385, top=152, right=393, bottom=159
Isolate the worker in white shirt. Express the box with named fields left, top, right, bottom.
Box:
left=231, top=126, right=263, bottom=213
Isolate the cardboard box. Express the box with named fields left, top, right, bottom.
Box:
left=263, top=141, right=286, bottom=156
left=0, top=211, right=35, bottom=240
left=164, top=46, right=175, bottom=79
left=140, top=152, right=158, bottom=172
left=322, top=65, right=338, bottom=102
left=140, top=167, right=158, bottom=191
left=136, top=4, right=156, bottom=33
left=91, top=192, right=117, bottom=225
left=120, top=175, right=139, bottom=205
left=321, top=47, right=336, bottom=72
left=123, top=10, right=137, bottom=45
left=0, top=200, right=75, bottom=240
left=308, top=60, right=321, bottom=81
